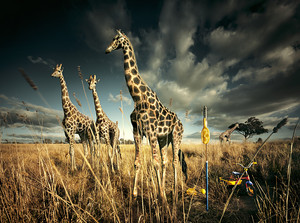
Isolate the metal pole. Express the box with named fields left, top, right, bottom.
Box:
left=201, top=106, right=210, bottom=211
left=206, top=145, right=208, bottom=211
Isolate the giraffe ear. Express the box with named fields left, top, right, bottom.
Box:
left=97, top=79, right=100, bottom=83
left=85, top=79, right=88, bottom=82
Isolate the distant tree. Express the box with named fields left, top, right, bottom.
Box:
left=119, top=138, right=134, bottom=144
left=54, top=139, right=62, bottom=144
left=235, top=117, right=268, bottom=140
left=256, top=138, right=263, bottom=144
left=43, top=138, right=52, bottom=144
left=125, top=139, right=134, bottom=144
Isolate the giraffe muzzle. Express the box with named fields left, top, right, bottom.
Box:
left=105, top=47, right=112, bottom=54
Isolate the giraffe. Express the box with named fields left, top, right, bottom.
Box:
left=219, top=123, right=239, bottom=144
left=51, top=64, right=96, bottom=170
left=86, top=75, right=121, bottom=171
left=105, top=30, right=187, bottom=203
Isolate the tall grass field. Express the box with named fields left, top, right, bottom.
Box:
left=0, top=140, right=299, bottom=222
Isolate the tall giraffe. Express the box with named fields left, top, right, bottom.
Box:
left=219, top=123, right=239, bottom=144
left=105, top=30, right=187, bottom=202
left=86, top=75, right=121, bottom=171
left=51, top=64, right=96, bottom=170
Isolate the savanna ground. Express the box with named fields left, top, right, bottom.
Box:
left=0, top=140, right=299, bottom=222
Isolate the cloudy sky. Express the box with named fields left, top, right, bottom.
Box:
left=0, top=0, right=299, bottom=143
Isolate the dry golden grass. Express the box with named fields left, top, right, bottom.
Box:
left=0, top=140, right=299, bottom=222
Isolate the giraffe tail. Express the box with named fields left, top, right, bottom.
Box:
left=117, top=144, right=122, bottom=159
left=178, top=149, right=188, bottom=182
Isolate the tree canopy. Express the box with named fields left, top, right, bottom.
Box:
left=233, top=117, right=268, bottom=140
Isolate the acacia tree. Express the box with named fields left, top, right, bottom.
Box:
left=234, top=117, right=268, bottom=140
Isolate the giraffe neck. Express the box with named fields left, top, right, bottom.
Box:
left=59, top=75, right=72, bottom=113
left=92, top=88, right=106, bottom=121
left=122, top=37, right=149, bottom=103
left=228, top=126, right=238, bottom=135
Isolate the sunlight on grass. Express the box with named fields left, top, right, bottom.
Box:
left=0, top=140, right=299, bottom=222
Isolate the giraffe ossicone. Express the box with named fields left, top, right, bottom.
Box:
left=105, top=30, right=187, bottom=205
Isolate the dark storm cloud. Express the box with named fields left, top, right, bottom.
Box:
left=218, top=70, right=300, bottom=117
left=118, top=0, right=299, bottom=139
left=205, top=1, right=299, bottom=60
left=79, top=0, right=131, bottom=52
left=1, top=0, right=299, bottom=142
left=0, top=95, right=64, bottom=142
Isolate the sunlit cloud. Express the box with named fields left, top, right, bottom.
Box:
left=108, top=93, right=132, bottom=105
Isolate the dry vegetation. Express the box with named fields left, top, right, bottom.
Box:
left=0, top=140, right=299, bottom=222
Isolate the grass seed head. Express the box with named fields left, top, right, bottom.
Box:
left=273, top=118, right=288, bottom=133
left=19, top=68, right=38, bottom=90
left=77, top=66, right=83, bottom=80
left=73, top=92, right=82, bottom=107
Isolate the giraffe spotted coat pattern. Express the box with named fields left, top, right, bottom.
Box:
left=51, top=64, right=96, bottom=170
left=105, top=30, right=187, bottom=202
left=219, top=123, right=239, bottom=143
left=86, top=75, right=121, bottom=170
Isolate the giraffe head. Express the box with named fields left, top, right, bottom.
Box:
left=51, top=64, right=63, bottom=78
left=86, top=75, right=100, bottom=90
left=105, top=29, right=126, bottom=54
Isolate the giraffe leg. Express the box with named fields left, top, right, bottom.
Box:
left=65, top=129, right=76, bottom=171
left=83, top=141, right=88, bottom=158
left=172, top=125, right=183, bottom=212
left=144, top=126, right=168, bottom=202
left=150, top=134, right=163, bottom=198
left=131, top=112, right=142, bottom=197
left=79, top=132, right=89, bottom=169
left=160, top=143, right=168, bottom=198
left=132, top=131, right=142, bottom=197
left=94, top=126, right=101, bottom=159
left=104, top=131, right=114, bottom=173
left=69, top=138, right=76, bottom=171
left=110, top=131, right=117, bottom=171
left=158, top=136, right=169, bottom=199
left=172, top=148, right=179, bottom=206
left=86, top=129, right=95, bottom=167
left=145, top=122, right=165, bottom=199
left=81, top=139, right=88, bottom=170
left=111, top=131, right=120, bottom=171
